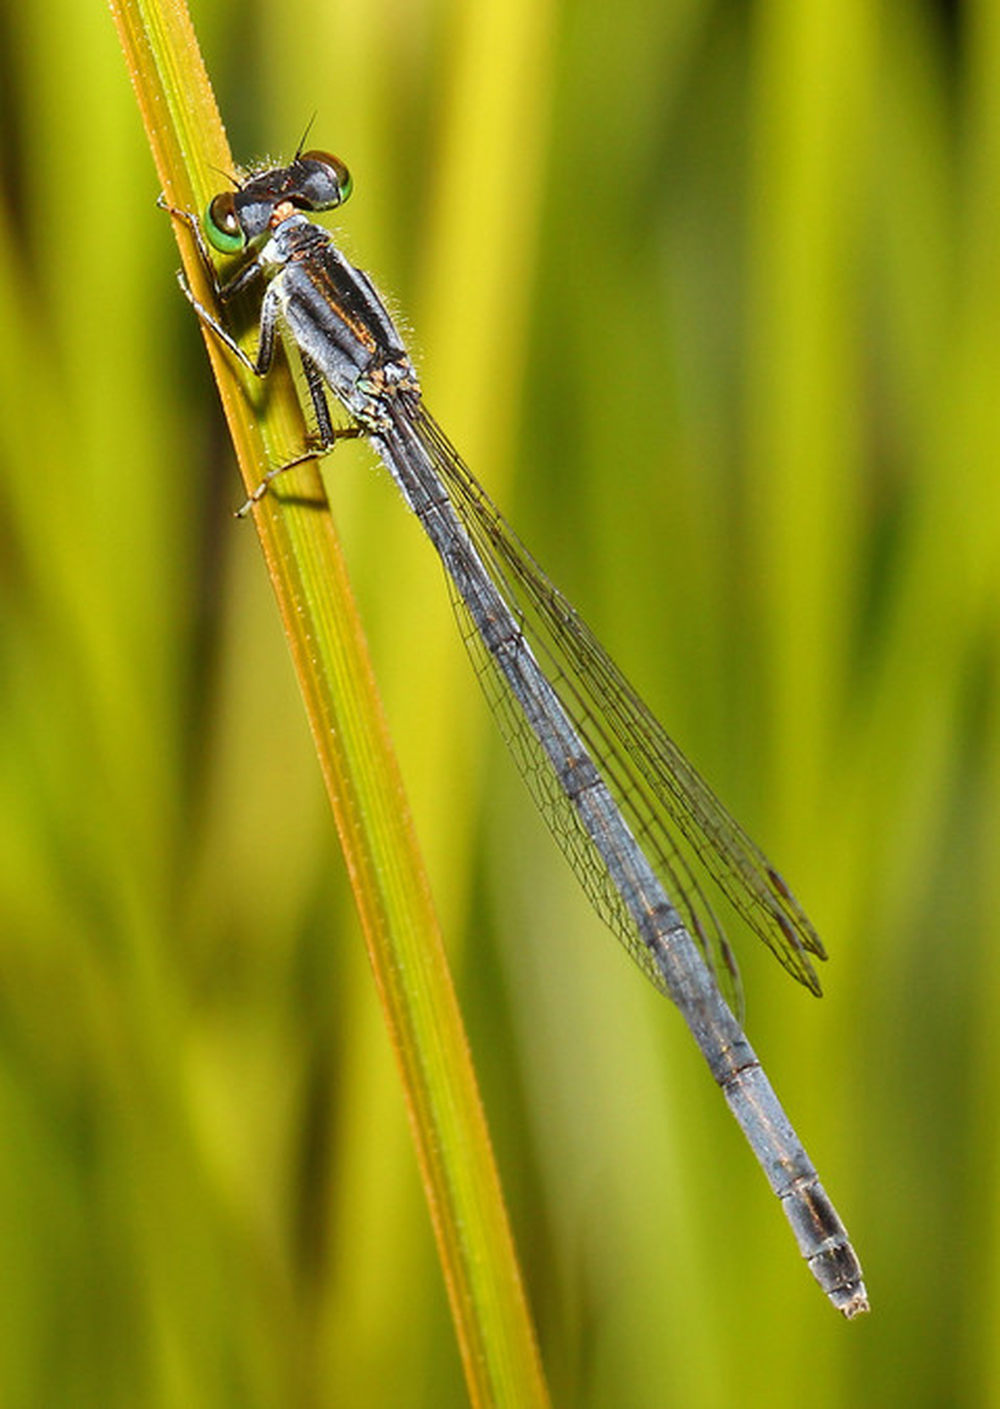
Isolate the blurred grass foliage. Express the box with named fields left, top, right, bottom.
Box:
left=1, top=0, right=999, bottom=1405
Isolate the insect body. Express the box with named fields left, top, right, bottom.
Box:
left=168, top=148, right=868, bottom=1316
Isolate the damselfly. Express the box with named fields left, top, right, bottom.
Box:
left=166, top=145, right=868, bottom=1317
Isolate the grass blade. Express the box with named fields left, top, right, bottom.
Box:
left=109, top=2, right=550, bottom=1403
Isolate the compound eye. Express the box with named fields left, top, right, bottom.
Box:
left=204, top=191, right=245, bottom=253
left=300, top=150, right=353, bottom=206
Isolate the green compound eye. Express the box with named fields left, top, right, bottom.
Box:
left=301, top=150, right=353, bottom=206
left=332, top=159, right=352, bottom=204
left=204, top=191, right=245, bottom=253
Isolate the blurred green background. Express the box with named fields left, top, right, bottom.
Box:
left=1, top=0, right=998, bottom=1403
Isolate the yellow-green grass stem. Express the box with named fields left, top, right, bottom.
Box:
left=109, top=2, right=550, bottom=1404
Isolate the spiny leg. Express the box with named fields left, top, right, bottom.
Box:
left=157, top=194, right=216, bottom=277
left=159, top=196, right=270, bottom=372
left=173, top=269, right=277, bottom=377
left=235, top=352, right=364, bottom=516
left=159, top=194, right=267, bottom=304
left=233, top=425, right=364, bottom=517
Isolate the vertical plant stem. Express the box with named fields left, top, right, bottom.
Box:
left=109, top=2, right=550, bottom=1404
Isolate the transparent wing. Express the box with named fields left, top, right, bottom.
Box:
left=401, top=399, right=826, bottom=1007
